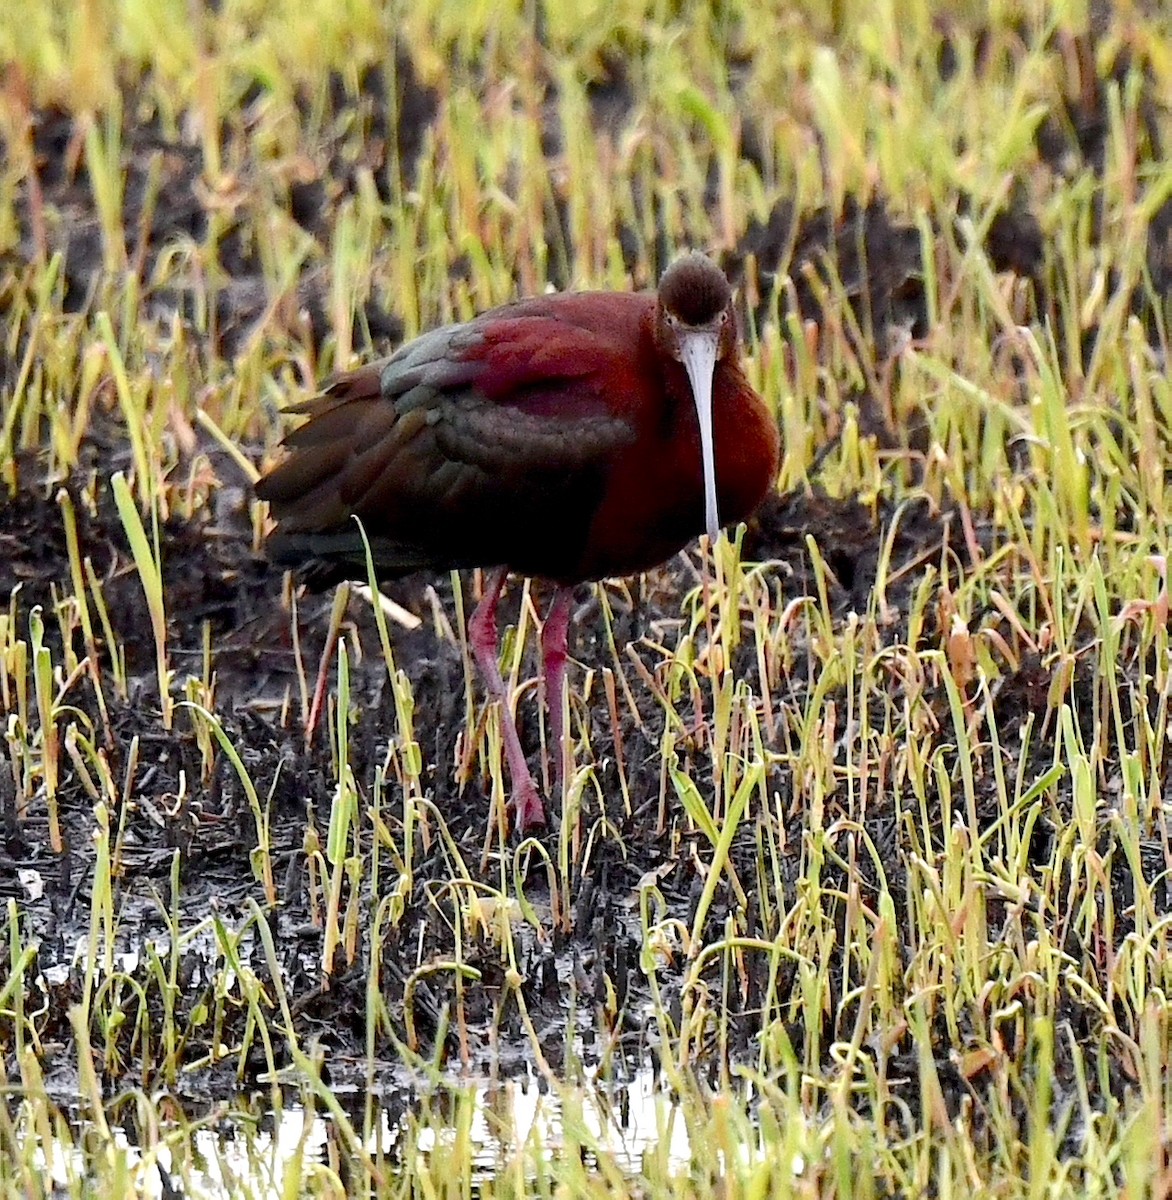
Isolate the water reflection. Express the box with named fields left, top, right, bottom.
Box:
left=25, top=1067, right=693, bottom=1196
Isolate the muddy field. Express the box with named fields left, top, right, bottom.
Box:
left=3, top=14, right=1171, bottom=1144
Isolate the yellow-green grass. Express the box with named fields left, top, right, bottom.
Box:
left=3, top=0, right=1172, bottom=1195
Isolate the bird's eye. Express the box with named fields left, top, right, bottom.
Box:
left=719, top=310, right=729, bottom=325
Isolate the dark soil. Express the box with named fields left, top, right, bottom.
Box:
left=0, top=450, right=1157, bottom=1128
left=2, top=13, right=1171, bottom=1145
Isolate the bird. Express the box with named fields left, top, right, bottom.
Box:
left=255, top=252, right=780, bottom=833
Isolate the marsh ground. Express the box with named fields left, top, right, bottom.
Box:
left=3, top=2, right=1172, bottom=1195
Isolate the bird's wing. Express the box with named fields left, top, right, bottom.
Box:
left=256, top=308, right=646, bottom=578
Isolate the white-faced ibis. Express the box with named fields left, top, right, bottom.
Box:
left=256, top=253, right=780, bottom=832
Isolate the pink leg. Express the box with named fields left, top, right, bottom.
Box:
left=541, top=587, right=574, bottom=794
left=467, top=568, right=545, bottom=833
left=305, top=584, right=348, bottom=749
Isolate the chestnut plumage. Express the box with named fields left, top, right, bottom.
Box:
left=257, top=253, right=779, bottom=831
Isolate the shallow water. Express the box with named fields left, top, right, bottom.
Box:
left=22, top=1067, right=697, bottom=1196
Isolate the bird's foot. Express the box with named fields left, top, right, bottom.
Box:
left=508, top=783, right=548, bottom=836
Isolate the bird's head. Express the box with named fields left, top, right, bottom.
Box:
left=654, top=252, right=738, bottom=543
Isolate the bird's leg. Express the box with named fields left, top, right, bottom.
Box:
left=467, top=567, right=546, bottom=833
left=305, top=582, right=351, bottom=749
left=541, top=586, right=574, bottom=795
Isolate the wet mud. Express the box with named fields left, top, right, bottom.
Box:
left=2, top=14, right=1171, bottom=1140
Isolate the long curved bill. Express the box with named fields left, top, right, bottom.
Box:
left=678, top=329, right=721, bottom=543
